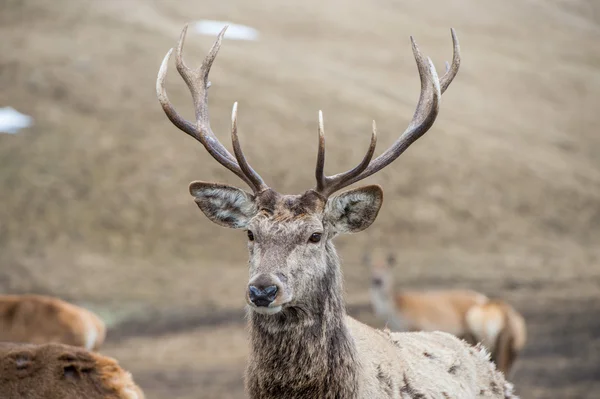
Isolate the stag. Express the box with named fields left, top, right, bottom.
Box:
left=0, top=294, right=106, bottom=351
left=0, top=342, right=144, bottom=398
left=157, top=24, right=518, bottom=398
left=367, top=253, right=527, bottom=375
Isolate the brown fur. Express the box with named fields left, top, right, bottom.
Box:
left=368, top=253, right=487, bottom=337
left=0, top=342, right=144, bottom=399
left=0, top=295, right=106, bottom=351
left=466, top=300, right=527, bottom=375
left=393, top=290, right=488, bottom=334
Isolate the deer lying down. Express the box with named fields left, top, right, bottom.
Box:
left=0, top=342, right=144, bottom=399
left=0, top=295, right=106, bottom=351
left=368, top=253, right=526, bottom=375
left=157, top=24, right=518, bottom=398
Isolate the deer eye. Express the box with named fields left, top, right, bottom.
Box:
left=308, top=233, right=322, bottom=243
left=247, top=230, right=255, bottom=241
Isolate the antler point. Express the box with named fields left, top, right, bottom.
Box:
left=232, top=101, right=239, bottom=119
left=219, top=25, right=229, bottom=38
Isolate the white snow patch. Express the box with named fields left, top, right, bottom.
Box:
left=194, top=20, right=259, bottom=41
left=0, top=107, right=34, bottom=134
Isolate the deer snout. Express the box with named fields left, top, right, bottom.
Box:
left=247, top=274, right=284, bottom=310
left=248, top=285, right=278, bottom=307
left=372, top=277, right=384, bottom=287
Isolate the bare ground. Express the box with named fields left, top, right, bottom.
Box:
left=1, top=0, right=600, bottom=397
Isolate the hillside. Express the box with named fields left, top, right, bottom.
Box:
left=1, top=0, right=599, bottom=397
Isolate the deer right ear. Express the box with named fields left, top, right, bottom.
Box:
left=189, top=182, right=258, bottom=229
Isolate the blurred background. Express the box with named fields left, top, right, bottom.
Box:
left=1, top=0, right=599, bottom=397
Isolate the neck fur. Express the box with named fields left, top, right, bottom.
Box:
left=245, top=242, right=359, bottom=398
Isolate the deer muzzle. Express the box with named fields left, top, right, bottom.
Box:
left=246, top=273, right=287, bottom=314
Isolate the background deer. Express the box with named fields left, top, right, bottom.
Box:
left=0, top=294, right=106, bottom=351
left=466, top=299, right=527, bottom=376
left=0, top=342, right=144, bottom=398
left=156, top=24, right=518, bottom=398
left=367, top=252, right=527, bottom=375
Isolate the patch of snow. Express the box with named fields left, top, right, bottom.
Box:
left=0, top=107, right=34, bottom=134
left=194, top=20, right=259, bottom=41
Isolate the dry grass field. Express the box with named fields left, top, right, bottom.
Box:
left=1, top=0, right=600, bottom=397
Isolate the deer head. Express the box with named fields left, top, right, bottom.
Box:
left=366, top=252, right=397, bottom=291
left=157, top=25, right=460, bottom=316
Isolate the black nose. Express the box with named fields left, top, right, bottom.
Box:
left=248, top=285, right=278, bottom=307
left=372, top=277, right=383, bottom=287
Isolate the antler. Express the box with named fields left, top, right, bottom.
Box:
left=314, top=29, right=460, bottom=198
left=156, top=25, right=268, bottom=194
left=315, top=112, right=377, bottom=197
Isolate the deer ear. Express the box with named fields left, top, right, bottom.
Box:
left=189, top=182, right=258, bottom=229
left=325, top=185, right=383, bottom=234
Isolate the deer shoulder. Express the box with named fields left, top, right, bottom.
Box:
left=0, top=342, right=143, bottom=399
left=348, top=317, right=516, bottom=397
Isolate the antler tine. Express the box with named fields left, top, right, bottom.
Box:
left=157, top=48, right=200, bottom=139
left=315, top=110, right=327, bottom=193
left=157, top=24, right=266, bottom=192
left=231, top=102, right=268, bottom=192
left=314, top=112, right=377, bottom=198
left=315, top=31, right=459, bottom=194
left=440, top=28, right=460, bottom=94
left=345, top=46, right=441, bottom=187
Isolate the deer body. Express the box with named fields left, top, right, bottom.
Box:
left=369, top=255, right=487, bottom=337
left=0, top=342, right=143, bottom=399
left=369, top=254, right=526, bottom=374
left=157, top=24, right=518, bottom=398
left=371, top=286, right=487, bottom=335
left=0, top=295, right=106, bottom=351
left=245, top=241, right=513, bottom=398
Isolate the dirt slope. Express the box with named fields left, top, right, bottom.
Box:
left=1, top=0, right=599, bottom=397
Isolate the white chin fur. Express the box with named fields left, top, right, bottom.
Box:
left=250, top=305, right=283, bottom=315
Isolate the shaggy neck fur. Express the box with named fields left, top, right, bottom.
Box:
left=245, top=242, right=360, bottom=399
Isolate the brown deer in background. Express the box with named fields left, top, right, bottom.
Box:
left=0, top=342, right=144, bottom=398
left=467, top=298, right=527, bottom=376
left=367, top=253, right=527, bottom=375
left=0, top=295, right=106, bottom=351
left=157, top=24, right=518, bottom=398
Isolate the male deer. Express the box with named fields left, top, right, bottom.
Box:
left=0, top=342, right=144, bottom=398
left=157, top=24, right=518, bottom=398
left=0, top=294, right=106, bottom=351
left=367, top=253, right=527, bottom=374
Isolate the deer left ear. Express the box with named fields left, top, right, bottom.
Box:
left=325, top=185, right=383, bottom=234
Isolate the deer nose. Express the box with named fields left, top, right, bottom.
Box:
left=248, top=285, right=279, bottom=307
left=372, top=277, right=383, bottom=287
